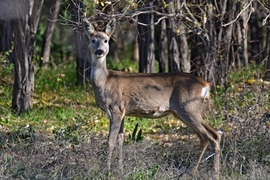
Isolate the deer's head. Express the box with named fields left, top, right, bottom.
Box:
left=83, top=18, right=116, bottom=61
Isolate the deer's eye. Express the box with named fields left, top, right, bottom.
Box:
left=104, top=40, right=108, bottom=43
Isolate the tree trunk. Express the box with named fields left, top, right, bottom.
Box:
left=250, top=1, right=262, bottom=64
left=137, top=0, right=155, bottom=73
left=264, top=24, right=270, bottom=80
left=133, top=36, right=139, bottom=62
left=216, top=0, right=235, bottom=86
left=0, top=21, right=12, bottom=52
left=11, top=0, right=44, bottom=114
left=240, top=0, right=249, bottom=67
left=0, top=20, right=13, bottom=63
left=177, top=0, right=190, bottom=73
left=166, top=0, right=179, bottom=72
left=235, top=21, right=242, bottom=68
left=157, top=13, right=167, bottom=73
left=0, top=0, right=14, bottom=63
left=41, top=0, right=61, bottom=67
left=205, top=0, right=217, bottom=82
left=155, top=8, right=168, bottom=73
left=70, top=0, right=91, bottom=85
left=169, top=37, right=180, bottom=72
left=178, top=21, right=190, bottom=73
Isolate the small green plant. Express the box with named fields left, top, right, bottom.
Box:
left=128, top=123, right=143, bottom=142
left=0, top=49, right=14, bottom=76
left=16, top=124, right=36, bottom=143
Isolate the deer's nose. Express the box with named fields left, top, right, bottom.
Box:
left=95, top=49, right=104, bottom=56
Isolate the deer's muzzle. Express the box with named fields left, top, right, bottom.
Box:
left=95, top=49, right=104, bottom=57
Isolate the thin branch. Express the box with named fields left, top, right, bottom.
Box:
left=94, top=8, right=181, bottom=25
left=257, top=0, right=270, bottom=25
left=222, top=0, right=254, bottom=27
left=168, top=152, right=217, bottom=180
left=182, top=0, right=209, bottom=41
left=262, top=13, right=270, bottom=25
left=61, top=2, right=209, bottom=44
left=245, top=2, right=254, bottom=26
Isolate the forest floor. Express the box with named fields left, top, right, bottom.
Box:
left=0, top=63, right=270, bottom=179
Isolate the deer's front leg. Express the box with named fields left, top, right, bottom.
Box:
left=107, top=112, right=124, bottom=172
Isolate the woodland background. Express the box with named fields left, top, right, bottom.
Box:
left=0, top=0, right=270, bottom=114
left=0, top=0, right=270, bottom=179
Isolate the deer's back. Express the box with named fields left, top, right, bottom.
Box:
left=92, top=70, right=210, bottom=118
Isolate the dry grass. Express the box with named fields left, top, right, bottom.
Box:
left=0, top=112, right=269, bottom=180
left=1, top=130, right=219, bottom=180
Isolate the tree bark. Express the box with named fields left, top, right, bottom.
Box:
left=169, top=37, right=180, bottom=72
left=216, top=0, right=235, bottom=86
left=41, top=0, right=61, bottom=67
left=177, top=0, right=190, bottom=73
left=70, top=0, right=91, bottom=85
left=137, top=0, right=155, bottom=73
left=133, top=36, right=139, bottom=62
left=166, top=0, right=179, bottom=72
left=11, top=0, right=44, bottom=114
left=204, top=0, right=217, bottom=82
left=157, top=12, right=167, bottom=73
left=264, top=23, right=270, bottom=80
left=0, top=20, right=13, bottom=63
left=178, top=21, right=189, bottom=73
left=240, top=0, right=249, bottom=67
left=250, top=1, right=262, bottom=64
left=0, top=0, right=14, bottom=63
left=0, top=20, right=12, bottom=53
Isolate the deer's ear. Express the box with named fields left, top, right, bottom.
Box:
left=105, top=18, right=116, bottom=37
left=82, top=18, right=95, bottom=36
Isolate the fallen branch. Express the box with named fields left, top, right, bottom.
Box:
left=169, top=152, right=217, bottom=180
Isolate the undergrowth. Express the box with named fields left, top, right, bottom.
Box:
left=0, top=60, right=270, bottom=179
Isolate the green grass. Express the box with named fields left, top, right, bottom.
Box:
left=0, top=60, right=150, bottom=138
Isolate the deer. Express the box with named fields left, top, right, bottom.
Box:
left=82, top=17, right=221, bottom=179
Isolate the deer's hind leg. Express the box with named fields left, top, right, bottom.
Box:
left=174, top=110, right=221, bottom=179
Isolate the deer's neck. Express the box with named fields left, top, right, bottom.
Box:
left=90, top=56, right=108, bottom=87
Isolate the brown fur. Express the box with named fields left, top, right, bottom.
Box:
left=82, top=17, right=221, bottom=179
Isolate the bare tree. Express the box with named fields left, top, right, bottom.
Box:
left=137, top=0, right=155, bottom=73
left=0, top=0, right=14, bottom=63
left=216, top=0, right=236, bottom=86
left=177, top=0, right=190, bottom=73
left=264, top=23, right=270, bottom=80
left=156, top=7, right=167, bottom=73
left=0, top=21, right=13, bottom=64
left=69, top=0, right=270, bottom=87
left=11, top=0, right=44, bottom=114
left=239, top=0, right=250, bottom=67
left=70, top=0, right=91, bottom=85
left=41, top=0, right=62, bottom=67
left=166, top=0, right=180, bottom=72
